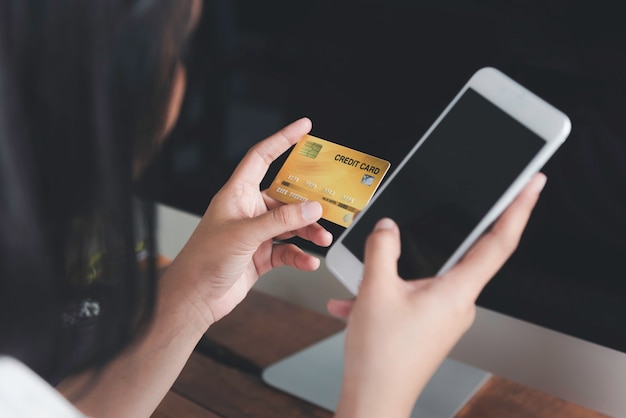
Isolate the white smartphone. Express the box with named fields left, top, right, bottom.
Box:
left=326, top=67, right=571, bottom=295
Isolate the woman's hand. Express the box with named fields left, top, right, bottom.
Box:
left=331, top=173, right=547, bottom=418
left=164, top=118, right=332, bottom=329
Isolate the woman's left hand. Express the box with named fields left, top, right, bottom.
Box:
left=164, top=118, right=332, bottom=328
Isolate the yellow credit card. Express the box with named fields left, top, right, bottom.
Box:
left=267, top=135, right=391, bottom=227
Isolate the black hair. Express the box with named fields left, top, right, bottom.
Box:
left=0, top=0, right=194, bottom=382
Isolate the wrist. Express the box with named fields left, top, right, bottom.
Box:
left=336, top=374, right=419, bottom=418
left=156, top=260, right=216, bottom=337
left=336, top=394, right=415, bottom=418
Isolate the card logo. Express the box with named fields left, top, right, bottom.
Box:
left=361, top=174, right=375, bottom=186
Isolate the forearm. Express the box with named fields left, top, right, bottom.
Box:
left=335, top=375, right=425, bottom=418
left=58, top=266, right=209, bottom=418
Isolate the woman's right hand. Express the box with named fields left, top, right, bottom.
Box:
left=331, top=173, right=546, bottom=418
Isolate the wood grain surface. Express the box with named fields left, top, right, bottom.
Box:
left=153, top=291, right=607, bottom=417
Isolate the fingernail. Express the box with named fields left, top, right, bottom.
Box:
left=374, top=218, right=396, bottom=231
left=294, top=117, right=312, bottom=129
left=532, top=174, right=547, bottom=194
left=302, top=201, right=322, bottom=221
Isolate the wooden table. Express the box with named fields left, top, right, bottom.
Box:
left=152, top=291, right=607, bottom=418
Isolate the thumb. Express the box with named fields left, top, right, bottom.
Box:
left=248, top=201, right=323, bottom=244
left=361, top=218, right=402, bottom=290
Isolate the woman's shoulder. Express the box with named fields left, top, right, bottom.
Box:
left=0, top=357, right=86, bottom=418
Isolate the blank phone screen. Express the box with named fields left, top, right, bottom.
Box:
left=342, top=88, right=545, bottom=279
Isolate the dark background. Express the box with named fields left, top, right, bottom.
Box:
left=139, top=0, right=626, bottom=353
